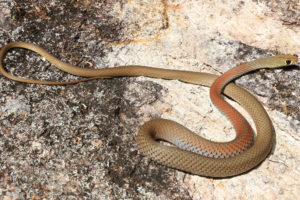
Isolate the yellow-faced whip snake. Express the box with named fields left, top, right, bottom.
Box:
left=0, top=42, right=298, bottom=177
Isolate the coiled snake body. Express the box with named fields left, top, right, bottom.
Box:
left=0, top=42, right=298, bottom=177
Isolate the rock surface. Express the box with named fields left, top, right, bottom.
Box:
left=0, top=0, right=299, bottom=199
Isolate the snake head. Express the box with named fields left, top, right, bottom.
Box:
left=282, top=54, right=298, bottom=65
left=269, top=54, right=298, bottom=68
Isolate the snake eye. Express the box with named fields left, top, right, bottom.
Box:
left=286, top=60, right=292, bottom=65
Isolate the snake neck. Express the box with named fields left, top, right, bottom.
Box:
left=209, top=63, right=255, bottom=151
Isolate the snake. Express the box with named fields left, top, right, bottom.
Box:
left=0, top=42, right=298, bottom=177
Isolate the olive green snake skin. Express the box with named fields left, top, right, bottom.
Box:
left=0, top=42, right=298, bottom=177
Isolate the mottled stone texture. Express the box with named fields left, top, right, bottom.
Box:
left=0, top=0, right=299, bottom=199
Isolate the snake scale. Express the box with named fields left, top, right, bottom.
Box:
left=0, top=42, right=298, bottom=177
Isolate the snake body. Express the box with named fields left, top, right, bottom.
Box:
left=0, top=42, right=298, bottom=177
